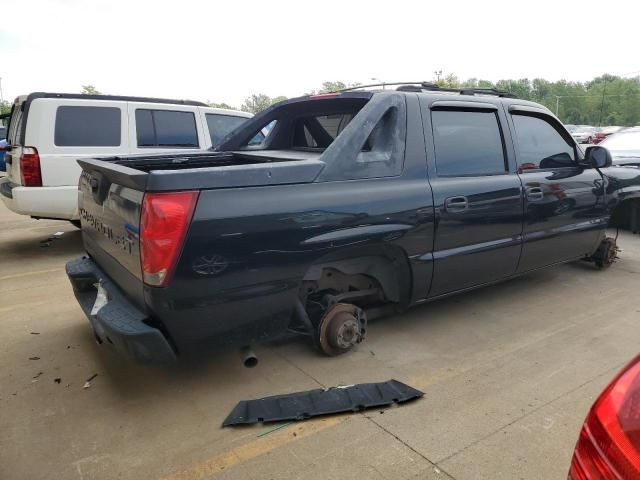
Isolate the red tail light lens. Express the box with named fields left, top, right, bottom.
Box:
left=20, top=147, right=42, bottom=187
left=570, top=354, right=640, bottom=479
left=309, top=93, right=341, bottom=99
left=140, top=191, right=199, bottom=287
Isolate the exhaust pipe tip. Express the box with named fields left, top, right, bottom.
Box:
left=240, top=346, right=258, bottom=368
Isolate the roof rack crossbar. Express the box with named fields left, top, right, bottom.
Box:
left=333, top=81, right=516, bottom=98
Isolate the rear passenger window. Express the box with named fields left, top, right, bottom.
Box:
left=432, top=110, right=506, bottom=176
left=54, top=106, right=121, bottom=146
left=511, top=115, right=575, bottom=170
left=135, top=109, right=198, bottom=148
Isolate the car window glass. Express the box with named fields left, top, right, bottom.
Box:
left=135, top=109, right=198, bottom=148
left=246, top=120, right=277, bottom=147
left=55, top=106, right=121, bottom=147
left=153, top=110, right=198, bottom=147
left=512, top=115, right=575, bottom=170
left=135, top=110, right=155, bottom=146
left=292, top=113, right=354, bottom=149
left=7, top=105, right=23, bottom=145
left=206, top=114, right=248, bottom=148
left=432, top=110, right=506, bottom=176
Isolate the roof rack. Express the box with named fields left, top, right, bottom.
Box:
left=335, top=82, right=516, bottom=98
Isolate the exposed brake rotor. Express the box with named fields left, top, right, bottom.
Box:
left=316, top=303, right=367, bottom=356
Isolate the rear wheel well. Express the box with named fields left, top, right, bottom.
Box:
left=609, top=198, right=640, bottom=233
left=299, top=245, right=412, bottom=308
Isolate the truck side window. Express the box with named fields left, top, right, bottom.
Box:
left=431, top=110, right=506, bottom=176
left=511, top=114, right=575, bottom=170
left=54, top=106, right=121, bottom=147
left=135, top=109, right=198, bottom=148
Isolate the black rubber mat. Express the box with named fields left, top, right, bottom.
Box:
left=223, top=379, right=423, bottom=426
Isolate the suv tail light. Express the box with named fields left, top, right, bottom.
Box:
left=569, top=354, right=640, bottom=479
left=20, top=147, right=42, bottom=187
left=140, top=191, right=199, bottom=287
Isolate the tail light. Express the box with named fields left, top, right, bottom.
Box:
left=20, top=147, right=42, bottom=187
left=569, top=354, right=640, bottom=479
left=140, top=191, right=199, bottom=287
left=309, top=93, right=341, bottom=99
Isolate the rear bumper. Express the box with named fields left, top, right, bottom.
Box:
left=66, top=256, right=176, bottom=364
left=0, top=178, right=79, bottom=220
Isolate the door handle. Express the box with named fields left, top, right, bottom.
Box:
left=444, top=196, right=469, bottom=212
left=526, top=187, right=544, bottom=202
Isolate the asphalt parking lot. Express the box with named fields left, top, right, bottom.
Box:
left=1, top=204, right=640, bottom=480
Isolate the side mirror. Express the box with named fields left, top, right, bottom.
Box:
left=584, top=146, right=612, bottom=168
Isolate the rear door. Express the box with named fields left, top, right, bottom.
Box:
left=421, top=99, right=524, bottom=297
left=507, top=106, right=606, bottom=271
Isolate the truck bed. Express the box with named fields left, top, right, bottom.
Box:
left=78, top=150, right=326, bottom=192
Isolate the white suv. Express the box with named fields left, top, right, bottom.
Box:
left=0, top=92, right=252, bottom=224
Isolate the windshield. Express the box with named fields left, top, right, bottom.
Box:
left=601, top=130, right=640, bottom=150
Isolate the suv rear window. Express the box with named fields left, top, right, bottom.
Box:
left=206, top=114, right=248, bottom=148
left=136, top=109, right=198, bottom=148
left=55, top=106, right=121, bottom=147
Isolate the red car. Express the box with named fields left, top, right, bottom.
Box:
left=569, top=353, right=640, bottom=479
left=592, top=126, right=624, bottom=144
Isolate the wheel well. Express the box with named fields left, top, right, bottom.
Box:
left=300, top=245, right=412, bottom=307
left=609, top=198, right=640, bottom=232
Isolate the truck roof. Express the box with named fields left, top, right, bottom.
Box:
left=328, top=82, right=554, bottom=115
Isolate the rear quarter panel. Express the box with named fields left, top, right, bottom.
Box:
left=149, top=177, right=435, bottom=352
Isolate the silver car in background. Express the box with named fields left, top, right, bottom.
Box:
left=571, top=126, right=599, bottom=144
left=601, top=127, right=640, bottom=167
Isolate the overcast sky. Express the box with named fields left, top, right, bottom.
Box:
left=0, top=0, right=637, bottom=107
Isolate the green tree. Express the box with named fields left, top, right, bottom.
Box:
left=450, top=74, right=640, bottom=125
left=271, top=95, right=288, bottom=105
left=0, top=100, right=11, bottom=116
left=208, top=102, right=236, bottom=110
left=81, top=85, right=101, bottom=95
left=240, top=94, right=288, bottom=114
left=307, top=81, right=362, bottom=95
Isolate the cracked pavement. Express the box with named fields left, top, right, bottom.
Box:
left=1, top=202, right=639, bottom=480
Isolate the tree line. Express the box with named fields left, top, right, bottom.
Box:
left=2, top=77, right=639, bottom=127
left=212, top=76, right=640, bottom=127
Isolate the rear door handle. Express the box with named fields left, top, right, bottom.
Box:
left=444, top=196, right=469, bottom=212
left=526, top=187, right=544, bottom=201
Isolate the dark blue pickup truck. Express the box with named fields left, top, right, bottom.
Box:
left=66, top=84, right=640, bottom=364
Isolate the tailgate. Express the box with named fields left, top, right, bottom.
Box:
left=78, top=159, right=148, bottom=307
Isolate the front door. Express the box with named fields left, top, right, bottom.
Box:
left=507, top=108, right=606, bottom=272
left=422, top=100, right=524, bottom=297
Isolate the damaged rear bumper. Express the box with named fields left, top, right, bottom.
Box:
left=65, top=256, right=176, bottom=364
